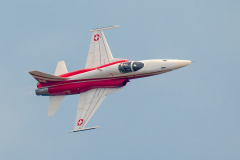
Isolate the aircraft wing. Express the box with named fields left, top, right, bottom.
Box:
left=85, top=26, right=119, bottom=68
left=70, top=87, right=122, bottom=132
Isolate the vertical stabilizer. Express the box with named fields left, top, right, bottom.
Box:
left=48, top=96, right=65, bottom=116
left=55, top=61, right=68, bottom=76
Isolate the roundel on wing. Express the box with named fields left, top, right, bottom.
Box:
left=94, top=34, right=100, bottom=41
left=77, top=119, right=84, bottom=126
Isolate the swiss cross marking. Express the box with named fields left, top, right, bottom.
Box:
left=94, top=34, right=100, bottom=41
left=77, top=119, right=84, bottom=126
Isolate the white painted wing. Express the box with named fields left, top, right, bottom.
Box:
left=72, top=87, right=122, bottom=132
left=85, top=26, right=119, bottom=68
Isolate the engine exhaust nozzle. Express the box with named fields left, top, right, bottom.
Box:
left=35, top=87, right=50, bottom=96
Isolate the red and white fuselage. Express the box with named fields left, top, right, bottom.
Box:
left=35, top=59, right=191, bottom=96
left=29, top=25, right=191, bottom=132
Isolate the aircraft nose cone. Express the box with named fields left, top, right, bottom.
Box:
left=175, top=60, right=191, bottom=69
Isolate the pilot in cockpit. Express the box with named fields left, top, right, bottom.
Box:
left=118, top=61, right=144, bottom=73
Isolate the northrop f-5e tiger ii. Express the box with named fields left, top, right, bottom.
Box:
left=29, top=25, right=191, bottom=132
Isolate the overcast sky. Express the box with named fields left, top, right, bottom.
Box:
left=0, top=0, right=240, bottom=159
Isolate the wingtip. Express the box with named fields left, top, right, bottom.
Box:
left=89, top=25, right=119, bottom=32
left=69, top=126, right=100, bottom=133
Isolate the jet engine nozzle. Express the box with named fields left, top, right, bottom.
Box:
left=35, top=87, right=50, bottom=96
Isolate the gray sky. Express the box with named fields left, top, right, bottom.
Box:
left=0, top=0, right=240, bottom=159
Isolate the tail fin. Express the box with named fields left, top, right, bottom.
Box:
left=48, top=95, right=65, bottom=116
left=30, top=61, right=69, bottom=116
left=55, top=61, right=68, bottom=76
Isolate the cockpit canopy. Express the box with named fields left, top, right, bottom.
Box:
left=118, top=61, right=144, bottom=73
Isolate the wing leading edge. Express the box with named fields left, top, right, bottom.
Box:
left=70, top=87, right=122, bottom=132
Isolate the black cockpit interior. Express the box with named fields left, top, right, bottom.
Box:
left=118, top=61, right=144, bottom=73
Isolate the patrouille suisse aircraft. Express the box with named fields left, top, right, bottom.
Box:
left=29, top=25, right=191, bottom=132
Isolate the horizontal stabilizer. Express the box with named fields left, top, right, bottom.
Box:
left=29, top=70, right=68, bottom=85
left=48, top=95, right=65, bottom=116
left=69, top=126, right=100, bottom=133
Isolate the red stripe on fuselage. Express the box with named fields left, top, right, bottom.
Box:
left=37, top=60, right=128, bottom=88
left=59, top=60, right=128, bottom=78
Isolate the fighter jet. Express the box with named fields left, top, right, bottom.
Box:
left=29, top=25, right=191, bottom=132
